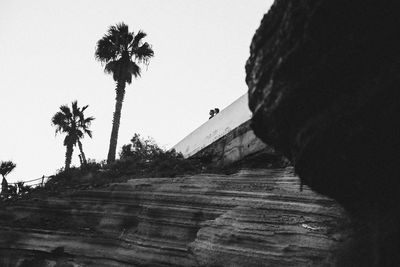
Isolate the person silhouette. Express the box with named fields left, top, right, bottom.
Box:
left=209, top=109, right=215, bottom=119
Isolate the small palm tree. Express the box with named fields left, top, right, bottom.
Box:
left=95, top=22, right=154, bottom=164
left=52, top=101, right=94, bottom=169
left=1, top=161, right=16, bottom=192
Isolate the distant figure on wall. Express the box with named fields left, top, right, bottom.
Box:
left=209, top=109, right=215, bottom=119
left=209, top=108, right=220, bottom=119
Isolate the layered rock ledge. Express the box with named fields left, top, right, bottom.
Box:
left=0, top=168, right=350, bottom=266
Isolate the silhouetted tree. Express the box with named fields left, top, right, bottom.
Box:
left=120, top=133, right=162, bottom=161
left=0, top=161, right=16, bottom=193
left=52, top=101, right=94, bottom=169
left=95, top=22, right=154, bottom=164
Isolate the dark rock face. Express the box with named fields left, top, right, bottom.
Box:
left=246, top=1, right=400, bottom=265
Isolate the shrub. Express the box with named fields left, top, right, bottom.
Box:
left=42, top=134, right=212, bottom=192
left=119, top=133, right=163, bottom=161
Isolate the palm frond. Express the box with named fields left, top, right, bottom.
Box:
left=116, top=22, right=129, bottom=35
left=71, top=101, right=80, bottom=118
left=107, top=25, right=119, bottom=36
left=135, top=42, right=154, bottom=60
left=0, top=161, right=16, bottom=177
left=59, top=105, right=71, bottom=117
left=130, top=30, right=147, bottom=49
left=51, top=112, right=70, bottom=135
left=76, top=130, right=84, bottom=139
left=51, top=112, right=64, bottom=125
left=83, top=116, right=95, bottom=125
left=81, top=105, right=89, bottom=113
left=84, top=129, right=93, bottom=138
left=127, top=61, right=141, bottom=78
left=104, top=61, right=118, bottom=75
left=95, top=36, right=119, bottom=62
left=96, top=22, right=132, bottom=63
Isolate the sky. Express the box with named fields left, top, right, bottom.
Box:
left=0, top=0, right=273, bottom=183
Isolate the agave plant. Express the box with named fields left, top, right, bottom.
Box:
left=95, top=22, right=154, bottom=164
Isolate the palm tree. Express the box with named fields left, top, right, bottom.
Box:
left=95, top=22, right=154, bottom=164
left=52, top=101, right=94, bottom=169
left=1, top=161, right=16, bottom=193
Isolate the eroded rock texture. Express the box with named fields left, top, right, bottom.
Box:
left=0, top=169, right=351, bottom=266
left=246, top=1, right=400, bottom=265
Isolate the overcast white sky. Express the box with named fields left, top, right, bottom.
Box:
left=0, top=0, right=272, bottom=183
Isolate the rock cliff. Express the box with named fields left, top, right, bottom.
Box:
left=0, top=168, right=351, bottom=266
left=246, top=0, right=400, bottom=265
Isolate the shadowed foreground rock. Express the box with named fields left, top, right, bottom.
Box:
left=246, top=0, right=400, bottom=266
left=0, top=169, right=351, bottom=266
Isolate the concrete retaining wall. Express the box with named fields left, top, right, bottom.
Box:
left=172, top=94, right=252, bottom=157
left=192, top=120, right=276, bottom=166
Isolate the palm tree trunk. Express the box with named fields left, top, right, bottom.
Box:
left=65, top=144, right=73, bottom=170
left=107, top=80, right=126, bottom=164
left=77, top=140, right=87, bottom=166
left=1, top=175, right=7, bottom=194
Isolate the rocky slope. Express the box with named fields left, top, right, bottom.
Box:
left=246, top=0, right=400, bottom=265
left=0, top=168, right=351, bottom=266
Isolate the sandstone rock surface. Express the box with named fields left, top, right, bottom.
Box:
left=246, top=0, right=400, bottom=265
left=0, top=168, right=350, bottom=266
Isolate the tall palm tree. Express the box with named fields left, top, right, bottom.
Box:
left=95, top=22, right=154, bottom=164
left=1, top=161, right=16, bottom=192
left=52, top=101, right=94, bottom=169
